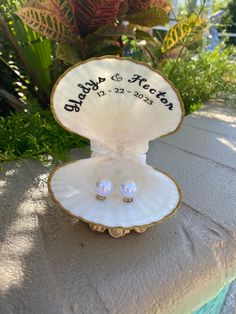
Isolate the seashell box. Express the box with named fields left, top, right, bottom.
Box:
left=48, top=56, right=184, bottom=238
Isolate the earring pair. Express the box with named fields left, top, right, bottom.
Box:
left=96, top=179, right=137, bottom=203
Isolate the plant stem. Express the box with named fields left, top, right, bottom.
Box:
left=118, top=35, right=123, bottom=57
left=142, top=45, right=156, bottom=66
left=169, top=0, right=207, bottom=77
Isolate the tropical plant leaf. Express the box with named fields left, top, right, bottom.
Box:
left=96, top=24, right=135, bottom=38
left=142, top=42, right=161, bottom=65
left=74, top=0, right=124, bottom=37
left=82, top=25, right=135, bottom=52
left=56, top=43, right=80, bottom=64
left=128, top=0, right=172, bottom=14
left=15, top=7, right=76, bottom=42
left=136, top=29, right=156, bottom=42
left=89, top=45, right=122, bottom=58
left=126, top=7, right=168, bottom=27
left=32, top=0, right=78, bottom=33
left=162, top=16, right=207, bottom=52
left=36, top=0, right=58, bottom=10
left=117, top=0, right=129, bottom=19
left=82, top=35, right=121, bottom=57
left=84, top=38, right=120, bottom=56
left=161, top=46, right=188, bottom=62
left=54, top=0, right=78, bottom=32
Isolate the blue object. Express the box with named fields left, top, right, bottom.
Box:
left=193, top=284, right=230, bottom=314
left=206, top=10, right=225, bottom=51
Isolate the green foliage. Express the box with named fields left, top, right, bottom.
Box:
left=162, top=15, right=207, bottom=52
left=0, top=0, right=56, bottom=112
left=15, top=0, right=171, bottom=64
left=223, top=0, right=236, bottom=45
left=0, top=105, right=88, bottom=163
left=0, top=49, right=28, bottom=115
left=14, top=23, right=53, bottom=96
left=2, top=0, right=181, bottom=116
left=126, top=7, right=168, bottom=27
left=3, top=0, right=232, bottom=164
left=127, top=0, right=171, bottom=14
left=56, top=43, right=80, bottom=64
left=15, top=6, right=77, bottom=43
left=163, top=45, right=236, bottom=114
left=96, top=25, right=136, bottom=38
left=136, top=29, right=156, bottom=42
left=12, top=0, right=207, bottom=73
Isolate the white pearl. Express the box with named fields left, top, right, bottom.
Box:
left=96, top=179, right=113, bottom=197
left=120, top=181, right=138, bottom=198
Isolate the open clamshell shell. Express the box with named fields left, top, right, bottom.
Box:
left=48, top=57, right=184, bottom=237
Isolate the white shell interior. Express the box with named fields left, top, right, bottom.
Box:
left=51, top=57, right=183, bottom=154
left=50, top=58, right=183, bottom=228
left=50, top=156, right=180, bottom=228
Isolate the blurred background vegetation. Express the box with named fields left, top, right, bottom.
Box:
left=0, top=0, right=235, bottom=163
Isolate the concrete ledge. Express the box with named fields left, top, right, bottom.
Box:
left=0, top=104, right=236, bottom=314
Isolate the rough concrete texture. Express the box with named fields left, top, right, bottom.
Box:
left=221, top=281, right=236, bottom=314
left=0, top=104, right=236, bottom=314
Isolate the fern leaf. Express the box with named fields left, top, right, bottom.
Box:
left=162, top=16, right=207, bottom=52
left=126, top=7, right=168, bottom=27
left=15, top=7, right=76, bottom=42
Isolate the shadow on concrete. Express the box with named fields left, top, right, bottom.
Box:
left=0, top=160, right=63, bottom=313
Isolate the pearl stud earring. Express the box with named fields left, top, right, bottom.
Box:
left=96, top=179, right=113, bottom=200
left=120, top=181, right=137, bottom=203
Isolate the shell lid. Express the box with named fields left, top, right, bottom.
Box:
left=51, top=56, right=184, bottom=154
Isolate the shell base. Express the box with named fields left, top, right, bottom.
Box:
left=88, top=223, right=148, bottom=238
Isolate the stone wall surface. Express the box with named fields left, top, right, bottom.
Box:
left=0, top=104, right=236, bottom=314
